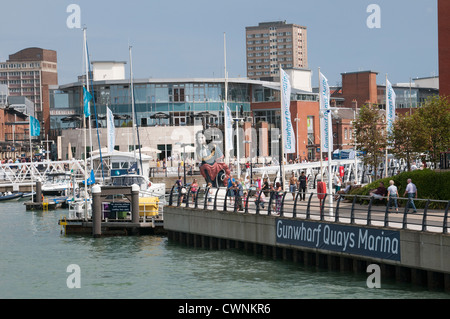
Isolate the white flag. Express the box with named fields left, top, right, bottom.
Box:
left=107, top=107, right=115, bottom=153
left=224, top=103, right=233, bottom=152
left=386, top=79, right=396, bottom=134
left=319, top=71, right=333, bottom=153
left=280, top=68, right=295, bottom=154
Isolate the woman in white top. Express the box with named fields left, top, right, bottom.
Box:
left=387, top=180, right=399, bottom=212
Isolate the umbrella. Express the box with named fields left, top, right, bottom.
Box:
left=173, top=145, right=196, bottom=153
left=150, top=112, right=170, bottom=125
left=140, top=146, right=161, bottom=154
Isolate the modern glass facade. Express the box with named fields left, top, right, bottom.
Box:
left=377, top=86, right=439, bottom=109
left=50, top=80, right=255, bottom=136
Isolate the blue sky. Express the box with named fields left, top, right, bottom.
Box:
left=0, top=0, right=438, bottom=87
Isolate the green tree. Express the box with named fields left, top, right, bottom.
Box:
left=388, top=113, right=422, bottom=171
left=412, top=95, right=450, bottom=168
left=353, top=104, right=387, bottom=178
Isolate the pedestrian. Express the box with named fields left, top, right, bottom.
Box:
left=387, top=180, right=399, bottom=212
left=298, top=171, right=307, bottom=201
left=403, top=178, right=418, bottom=213
left=254, top=187, right=266, bottom=209
left=274, top=182, right=283, bottom=214
left=289, top=172, right=297, bottom=200
left=190, top=178, right=198, bottom=203
left=334, top=172, right=342, bottom=193
left=206, top=182, right=213, bottom=208
left=236, top=180, right=244, bottom=211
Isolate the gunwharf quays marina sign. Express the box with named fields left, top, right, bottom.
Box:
left=275, top=219, right=401, bottom=261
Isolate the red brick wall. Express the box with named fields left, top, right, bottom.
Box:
left=439, top=0, right=450, bottom=98
left=341, top=71, right=378, bottom=108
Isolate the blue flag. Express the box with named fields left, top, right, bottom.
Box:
left=83, top=87, right=92, bottom=117
left=86, top=169, right=96, bottom=186
left=29, top=116, right=40, bottom=137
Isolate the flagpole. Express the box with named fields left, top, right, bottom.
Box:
left=318, top=67, right=323, bottom=180
left=82, top=27, right=88, bottom=218
left=279, top=64, right=287, bottom=190
left=385, top=74, right=389, bottom=178
left=224, top=32, right=230, bottom=167
left=29, top=116, right=34, bottom=202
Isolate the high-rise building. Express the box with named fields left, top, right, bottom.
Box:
left=0, top=47, right=58, bottom=136
left=246, top=21, right=308, bottom=81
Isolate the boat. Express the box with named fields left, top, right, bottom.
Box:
left=41, top=172, right=74, bottom=196
left=0, top=192, right=23, bottom=202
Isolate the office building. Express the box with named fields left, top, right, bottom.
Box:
left=246, top=21, right=308, bottom=81
left=0, top=47, right=58, bottom=136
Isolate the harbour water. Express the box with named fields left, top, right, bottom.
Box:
left=0, top=201, right=449, bottom=300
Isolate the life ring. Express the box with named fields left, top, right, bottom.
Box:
left=317, top=181, right=326, bottom=200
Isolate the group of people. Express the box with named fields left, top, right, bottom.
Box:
left=369, top=178, right=418, bottom=213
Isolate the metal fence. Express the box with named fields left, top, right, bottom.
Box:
left=168, top=185, right=450, bottom=234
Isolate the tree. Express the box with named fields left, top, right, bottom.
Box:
left=412, top=95, right=450, bottom=168
left=353, top=104, right=387, bottom=178
left=388, top=113, right=422, bottom=171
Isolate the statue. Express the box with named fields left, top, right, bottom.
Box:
left=195, top=130, right=230, bottom=188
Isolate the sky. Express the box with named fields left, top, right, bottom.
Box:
left=0, top=0, right=439, bottom=87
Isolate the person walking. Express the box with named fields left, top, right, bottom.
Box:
left=403, top=178, right=418, bottom=213
left=387, top=180, right=399, bottom=212
left=289, top=172, right=298, bottom=200
left=298, top=171, right=307, bottom=201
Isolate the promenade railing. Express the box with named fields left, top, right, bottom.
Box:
left=168, top=185, right=450, bottom=235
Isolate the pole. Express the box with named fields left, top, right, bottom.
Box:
left=318, top=67, right=324, bottom=180
left=384, top=74, right=389, bottom=178
left=84, top=29, right=93, bottom=168
left=29, top=116, right=34, bottom=202
left=279, top=64, right=286, bottom=190
left=327, top=104, right=333, bottom=217
left=82, top=28, right=89, bottom=217
left=236, top=106, right=240, bottom=179
left=224, top=32, right=230, bottom=167
left=129, top=46, right=138, bottom=165
left=353, top=109, right=358, bottom=184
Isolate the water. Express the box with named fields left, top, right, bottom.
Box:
left=0, top=201, right=449, bottom=299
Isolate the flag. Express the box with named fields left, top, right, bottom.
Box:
left=224, top=103, right=233, bottom=152
left=86, top=169, right=95, bottom=186
left=280, top=68, right=295, bottom=154
left=83, top=87, right=92, bottom=117
left=386, top=79, right=396, bottom=134
left=29, top=116, right=40, bottom=137
left=106, top=107, right=115, bottom=153
left=319, top=71, right=333, bottom=153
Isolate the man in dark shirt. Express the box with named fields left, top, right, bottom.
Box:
left=370, top=181, right=387, bottom=199
left=298, top=172, right=307, bottom=201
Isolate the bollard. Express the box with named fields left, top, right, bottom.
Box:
left=35, top=181, right=42, bottom=203
left=92, top=185, right=102, bottom=238
left=131, top=184, right=140, bottom=224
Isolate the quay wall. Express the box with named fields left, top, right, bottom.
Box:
left=164, top=206, right=450, bottom=291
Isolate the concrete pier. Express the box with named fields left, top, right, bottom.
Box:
left=164, top=206, right=450, bottom=291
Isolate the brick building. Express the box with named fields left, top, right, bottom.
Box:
left=0, top=47, right=58, bottom=136
left=438, top=0, right=450, bottom=98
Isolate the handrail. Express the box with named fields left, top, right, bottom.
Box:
left=167, top=186, right=450, bottom=235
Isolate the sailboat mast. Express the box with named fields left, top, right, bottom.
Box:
left=82, top=27, right=89, bottom=215
left=129, top=46, right=138, bottom=163
left=129, top=46, right=143, bottom=175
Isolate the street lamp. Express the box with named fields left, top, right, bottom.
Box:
left=232, top=106, right=245, bottom=179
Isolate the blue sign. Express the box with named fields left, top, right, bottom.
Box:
left=276, top=219, right=401, bottom=261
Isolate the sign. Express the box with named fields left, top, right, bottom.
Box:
left=109, top=202, right=131, bottom=213
left=276, top=219, right=401, bottom=261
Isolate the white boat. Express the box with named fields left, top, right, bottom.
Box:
left=41, top=172, right=75, bottom=196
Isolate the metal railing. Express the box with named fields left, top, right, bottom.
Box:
left=167, top=185, right=450, bottom=235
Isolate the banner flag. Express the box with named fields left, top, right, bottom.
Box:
left=224, top=103, right=234, bottom=152
left=280, top=68, right=295, bottom=154
left=29, top=116, right=40, bottom=137
left=319, top=71, right=333, bottom=153
left=83, top=87, right=92, bottom=118
left=107, top=107, right=115, bottom=153
left=386, top=78, right=396, bottom=134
